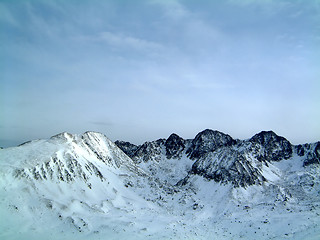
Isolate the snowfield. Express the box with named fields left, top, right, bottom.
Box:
left=0, top=130, right=319, bottom=239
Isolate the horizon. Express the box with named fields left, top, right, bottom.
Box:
left=1, top=128, right=319, bottom=149
left=1, top=0, right=319, bottom=148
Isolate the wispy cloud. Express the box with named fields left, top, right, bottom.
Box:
left=91, top=31, right=164, bottom=51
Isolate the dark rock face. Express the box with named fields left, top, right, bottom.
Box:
left=292, top=143, right=320, bottom=166
left=165, top=133, right=185, bottom=159
left=133, top=139, right=165, bottom=163
left=186, top=129, right=236, bottom=160
left=303, top=142, right=320, bottom=166
left=188, top=147, right=267, bottom=187
left=115, top=141, right=138, bottom=158
left=296, top=144, right=305, bottom=156
left=249, top=131, right=293, bottom=162
left=315, top=142, right=320, bottom=159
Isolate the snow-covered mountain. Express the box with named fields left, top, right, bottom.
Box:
left=1, top=130, right=320, bottom=240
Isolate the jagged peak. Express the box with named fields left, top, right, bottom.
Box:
left=49, top=132, right=75, bottom=145
left=50, top=131, right=73, bottom=140
left=166, top=133, right=184, bottom=143
left=248, top=130, right=293, bottom=162
left=167, top=133, right=182, bottom=139
left=193, top=129, right=235, bottom=143
left=165, top=133, right=185, bottom=159
left=196, top=129, right=223, bottom=136
left=138, top=138, right=165, bottom=149
left=186, top=129, right=236, bottom=159
left=249, top=130, right=291, bottom=145
left=250, top=130, right=276, bottom=139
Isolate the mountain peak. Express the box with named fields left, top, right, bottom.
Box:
left=250, top=130, right=284, bottom=144
left=50, top=131, right=73, bottom=141
left=186, top=129, right=236, bottom=159
left=249, top=130, right=292, bottom=161
left=167, top=133, right=182, bottom=140
left=165, top=133, right=185, bottom=159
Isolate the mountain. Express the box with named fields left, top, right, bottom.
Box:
left=116, top=129, right=319, bottom=188
left=1, top=129, right=320, bottom=240
left=0, top=132, right=156, bottom=240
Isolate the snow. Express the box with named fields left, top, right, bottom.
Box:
left=0, top=131, right=320, bottom=239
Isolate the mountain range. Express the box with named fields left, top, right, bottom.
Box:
left=0, top=129, right=319, bottom=240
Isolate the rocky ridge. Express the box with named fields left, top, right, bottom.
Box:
left=115, top=129, right=320, bottom=188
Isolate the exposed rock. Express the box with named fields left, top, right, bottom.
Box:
left=296, top=144, right=305, bottom=156
left=303, top=142, right=320, bottom=166
left=114, top=140, right=138, bottom=158
left=186, top=129, right=236, bottom=159
left=133, top=139, right=165, bottom=163
left=249, top=131, right=292, bottom=162
left=165, top=133, right=185, bottom=159
left=188, top=147, right=266, bottom=187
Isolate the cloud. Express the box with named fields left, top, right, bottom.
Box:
left=76, top=31, right=166, bottom=58
left=98, top=31, right=163, bottom=50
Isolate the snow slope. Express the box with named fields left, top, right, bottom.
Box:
left=0, top=130, right=320, bottom=239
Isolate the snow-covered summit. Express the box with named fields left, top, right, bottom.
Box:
left=2, top=131, right=141, bottom=176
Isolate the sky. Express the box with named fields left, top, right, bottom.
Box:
left=0, top=0, right=319, bottom=147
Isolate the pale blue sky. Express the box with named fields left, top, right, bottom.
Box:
left=1, top=0, right=319, bottom=147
